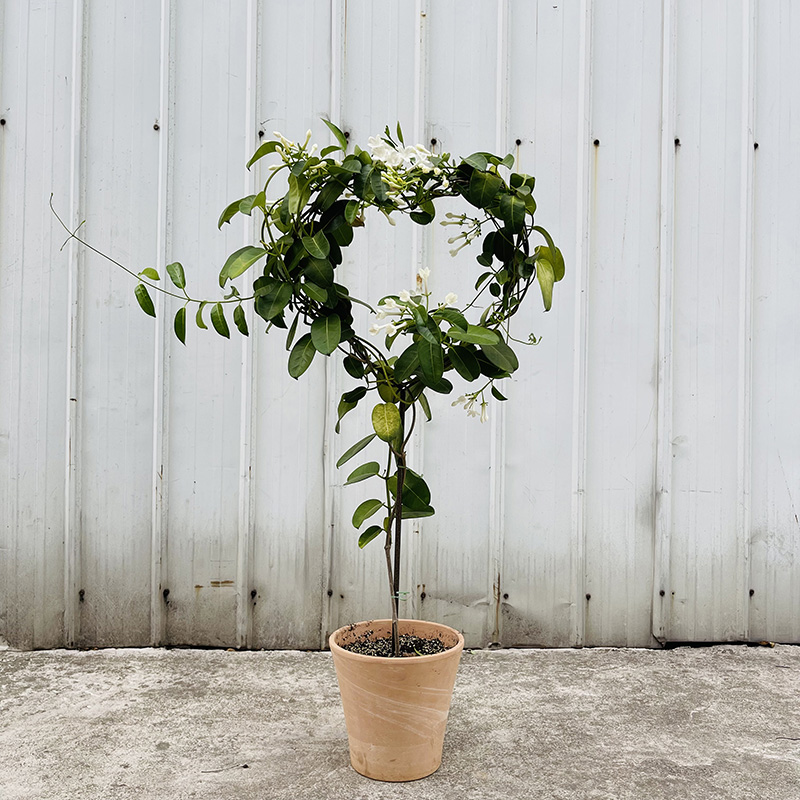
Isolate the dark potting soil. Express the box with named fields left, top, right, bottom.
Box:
left=341, top=632, right=449, bottom=658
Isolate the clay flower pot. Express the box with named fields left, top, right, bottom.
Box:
left=329, top=618, right=465, bottom=782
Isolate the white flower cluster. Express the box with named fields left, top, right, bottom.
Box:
left=367, top=137, right=435, bottom=172
left=368, top=268, right=458, bottom=337
left=451, top=394, right=489, bottom=423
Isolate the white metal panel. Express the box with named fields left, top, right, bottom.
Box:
left=748, top=0, right=800, bottom=642
left=3, top=0, right=800, bottom=649
left=75, top=0, right=162, bottom=647
left=502, top=0, right=584, bottom=648
left=0, top=0, right=76, bottom=648
left=582, top=0, right=663, bottom=647
left=667, top=0, right=750, bottom=641
left=249, top=0, right=332, bottom=649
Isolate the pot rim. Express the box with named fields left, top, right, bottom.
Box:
left=328, top=618, right=465, bottom=664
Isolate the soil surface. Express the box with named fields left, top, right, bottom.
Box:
left=340, top=632, right=448, bottom=657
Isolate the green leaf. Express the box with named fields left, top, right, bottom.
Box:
left=421, top=375, right=453, bottom=394
left=372, top=403, right=402, bottom=442
left=411, top=305, right=441, bottom=344
left=210, top=303, right=230, bottom=338
left=400, top=505, right=435, bottom=519
left=218, top=197, right=245, bottom=228
left=447, top=324, right=500, bottom=345
left=310, top=314, right=341, bottom=355
left=336, top=433, right=377, bottom=468
left=533, top=226, right=565, bottom=281
left=174, top=306, right=186, bottom=344
left=393, top=343, right=419, bottom=383
left=233, top=305, right=249, bottom=336
left=499, top=193, right=526, bottom=233
left=417, top=339, right=444, bottom=384
left=219, top=246, right=268, bottom=287
left=304, top=258, right=333, bottom=287
left=463, top=152, right=488, bottom=171
left=246, top=139, right=279, bottom=169
left=302, top=231, right=330, bottom=260
left=301, top=282, right=328, bottom=303
left=358, top=525, right=383, bottom=549
left=140, top=267, right=160, bottom=281
left=134, top=284, right=156, bottom=317
left=344, top=200, right=359, bottom=225
left=343, top=355, right=365, bottom=379
left=322, top=119, right=348, bottom=152
left=468, top=169, right=503, bottom=208
left=387, top=469, right=431, bottom=511
left=195, top=301, right=208, bottom=329
left=345, top=461, right=381, bottom=485
left=166, top=262, right=186, bottom=289
left=418, top=392, right=432, bottom=421
left=370, top=170, right=388, bottom=202
left=433, top=307, right=468, bottom=331
left=537, top=258, right=555, bottom=311
left=491, top=385, right=508, bottom=401
left=285, top=313, right=299, bottom=351
left=481, top=339, right=519, bottom=373
left=254, top=282, right=293, bottom=322
left=500, top=153, right=515, bottom=169
left=352, top=498, right=384, bottom=529
left=449, top=345, right=481, bottom=381
left=288, top=333, right=316, bottom=379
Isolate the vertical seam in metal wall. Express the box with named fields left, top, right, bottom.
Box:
left=407, top=0, right=429, bottom=624
left=235, top=0, right=258, bottom=650
left=320, top=0, right=345, bottom=648
left=488, top=0, right=509, bottom=646
left=570, top=0, right=593, bottom=647
left=737, top=0, right=756, bottom=641
left=150, top=0, right=173, bottom=646
left=64, top=0, right=87, bottom=648
left=652, top=0, right=677, bottom=645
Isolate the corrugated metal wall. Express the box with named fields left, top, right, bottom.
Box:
left=2, top=0, right=798, bottom=650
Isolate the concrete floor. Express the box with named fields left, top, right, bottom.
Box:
left=1, top=643, right=798, bottom=799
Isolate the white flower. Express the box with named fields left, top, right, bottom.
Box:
left=480, top=403, right=489, bottom=424
left=273, top=131, right=295, bottom=148
left=449, top=240, right=469, bottom=257
left=398, top=290, right=411, bottom=303
left=451, top=395, right=467, bottom=407
left=302, top=129, right=312, bottom=148
left=369, top=321, right=397, bottom=336
left=442, top=292, right=458, bottom=307
left=416, top=267, right=431, bottom=293
left=368, top=136, right=403, bottom=167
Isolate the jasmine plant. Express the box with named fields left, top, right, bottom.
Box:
left=57, top=121, right=564, bottom=657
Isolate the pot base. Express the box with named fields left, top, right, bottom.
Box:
left=329, top=619, right=465, bottom=782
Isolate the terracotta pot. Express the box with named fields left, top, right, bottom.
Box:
left=329, top=618, right=464, bottom=782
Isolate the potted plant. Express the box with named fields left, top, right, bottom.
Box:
left=56, top=120, right=563, bottom=781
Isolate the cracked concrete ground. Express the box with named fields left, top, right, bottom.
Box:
left=1, top=644, right=798, bottom=799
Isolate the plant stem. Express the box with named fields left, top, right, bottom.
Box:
left=391, top=402, right=407, bottom=657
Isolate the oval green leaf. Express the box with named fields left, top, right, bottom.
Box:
left=174, top=306, right=186, bottom=344
left=310, top=314, right=341, bottom=355
left=288, top=333, right=316, bottom=379
left=140, top=267, right=160, bottom=281
left=302, top=231, right=330, bottom=260
left=352, top=498, right=384, bottom=529
left=336, top=433, right=377, bottom=468
left=166, top=261, right=186, bottom=289
left=480, top=339, right=519, bottom=373
left=195, top=301, right=208, bottom=329
left=219, top=245, right=269, bottom=287
left=417, top=339, right=444, bottom=384
left=210, top=303, right=230, bottom=338
left=358, top=525, right=383, bottom=549
left=345, top=461, right=381, bottom=486
left=447, top=324, right=500, bottom=346
left=371, top=402, right=402, bottom=442
left=233, top=304, right=249, bottom=336
left=449, top=345, right=481, bottom=381
left=134, top=284, right=156, bottom=318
